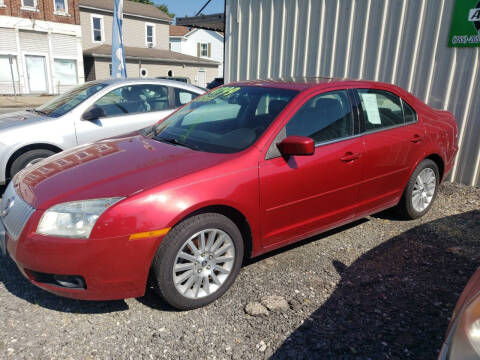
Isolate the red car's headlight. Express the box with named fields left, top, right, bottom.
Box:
left=37, top=197, right=123, bottom=238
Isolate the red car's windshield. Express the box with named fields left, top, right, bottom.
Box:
left=153, top=86, right=298, bottom=153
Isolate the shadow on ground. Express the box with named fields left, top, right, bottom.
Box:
left=245, top=218, right=370, bottom=267
left=0, top=255, right=128, bottom=314
left=272, top=210, right=480, bottom=359
left=0, top=217, right=370, bottom=314
left=135, top=280, right=177, bottom=312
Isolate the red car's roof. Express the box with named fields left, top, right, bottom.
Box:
left=229, top=78, right=393, bottom=92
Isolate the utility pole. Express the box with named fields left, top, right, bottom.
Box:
left=8, top=55, right=17, bottom=100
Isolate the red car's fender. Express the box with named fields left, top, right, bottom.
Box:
left=90, top=153, right=262, bottom=271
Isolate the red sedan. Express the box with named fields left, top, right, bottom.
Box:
left=0, top=79, right=458, bottom=310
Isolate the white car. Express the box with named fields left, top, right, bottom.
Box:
left=0, top=79, right=204, bottom=184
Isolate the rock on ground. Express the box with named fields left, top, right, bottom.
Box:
left=245, top=302, right=269, bottom=317
left=260, top=296, right=289, bottom=313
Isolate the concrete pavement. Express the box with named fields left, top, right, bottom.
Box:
left=0, top=107, right=26, bottom=115
left=0, top=95, right=54, bottom=109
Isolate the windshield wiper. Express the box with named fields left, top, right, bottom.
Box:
left=154, top=136, right=200, bottom=151
left=27, top=108, right=48, bottom=115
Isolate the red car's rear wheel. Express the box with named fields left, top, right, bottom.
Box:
left=397, top=159, right=440, bottom=219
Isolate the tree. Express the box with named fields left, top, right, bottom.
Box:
left=157, top=3, right=175, bottom=18
left=128, top=0, right=154, bottom=5
left=127, top=0, right=175, bottom=18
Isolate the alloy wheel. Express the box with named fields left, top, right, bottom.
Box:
left=412, top=167, right=436, bottom=212
left=172, top=229, right=235, bottom=299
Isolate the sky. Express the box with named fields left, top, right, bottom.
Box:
left=153, top=0, right=225, bottom=19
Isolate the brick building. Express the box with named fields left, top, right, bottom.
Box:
left=0, top=0, right=84, bottom=94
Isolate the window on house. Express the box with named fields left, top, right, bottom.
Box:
left=54, top=59, right=77, bottom=85
left=140, top=68, right=148, bottom=78
left=0, top=0, right=6, bottom=6
left=22, top=0, right=37, bottom=8
left=92, top=16, right=103, bottom=42
left=54, top=0, right=67, bottom=12
left=146, top=24, right=155, bottom=47
left=0, top=56, right=19, bottom=82
left=199, top=43, right=209, bottom=57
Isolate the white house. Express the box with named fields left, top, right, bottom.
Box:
left=169, top=25, right=223, bottom=78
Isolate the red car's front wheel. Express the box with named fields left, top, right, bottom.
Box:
left=151, top=213, right=244, bottom=310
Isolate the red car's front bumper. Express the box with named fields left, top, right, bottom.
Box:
left=5, top=211, right=163, bottom=300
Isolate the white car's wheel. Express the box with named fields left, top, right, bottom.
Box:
left=10, top=149, right=55, bottom=179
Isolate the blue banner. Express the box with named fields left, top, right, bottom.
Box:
left=112, top=0, right=127, bottom=78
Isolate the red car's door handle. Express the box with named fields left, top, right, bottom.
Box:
left=410, top=134, right=424, bottom=143
left=340, top=152, right=361, bottom=162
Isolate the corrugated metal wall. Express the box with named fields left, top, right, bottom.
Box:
left=224, top=0, right=480, bottom=186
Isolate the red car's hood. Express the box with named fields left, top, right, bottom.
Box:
left=15, top=135, right=231, bottom=209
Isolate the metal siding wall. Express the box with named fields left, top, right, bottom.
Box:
left=225, top=0, right=480, bottom=186
left=0, top=28, right=17, bottom=52
left=19, top=30, right=49, bottom=52
left=51, top=33, right=78, bottom=58
left=0, top=29, right=20, bottom=95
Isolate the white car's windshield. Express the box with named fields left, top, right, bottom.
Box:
left=36, top=82, right=108, bottom=118
left=153, top=86, right=299, bottom=154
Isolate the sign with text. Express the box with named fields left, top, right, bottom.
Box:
left=449, top=0, right=480, bottom=47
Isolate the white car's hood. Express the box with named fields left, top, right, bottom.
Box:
left=0, top=110, right=51, bottom=130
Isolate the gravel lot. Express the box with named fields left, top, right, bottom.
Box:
left=0, top=182, right=479, bottom=359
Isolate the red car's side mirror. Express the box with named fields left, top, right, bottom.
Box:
left=277, top=136, right=315, bottom=156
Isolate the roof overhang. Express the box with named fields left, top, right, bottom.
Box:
left=176, top=13, right=224, bottom=32
left=79, top=5, right=173, bottom=24
left=85, top=53, right=218, bottom=67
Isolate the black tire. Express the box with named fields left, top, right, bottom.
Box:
left=396, top=159, right=440, bottom=219
left=151, top=213, right=244, bottom=310
left=10, top=149, right=55, bottom=179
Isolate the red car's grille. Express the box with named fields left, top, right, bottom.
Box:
left=1, top=181, right=35, bottom=240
